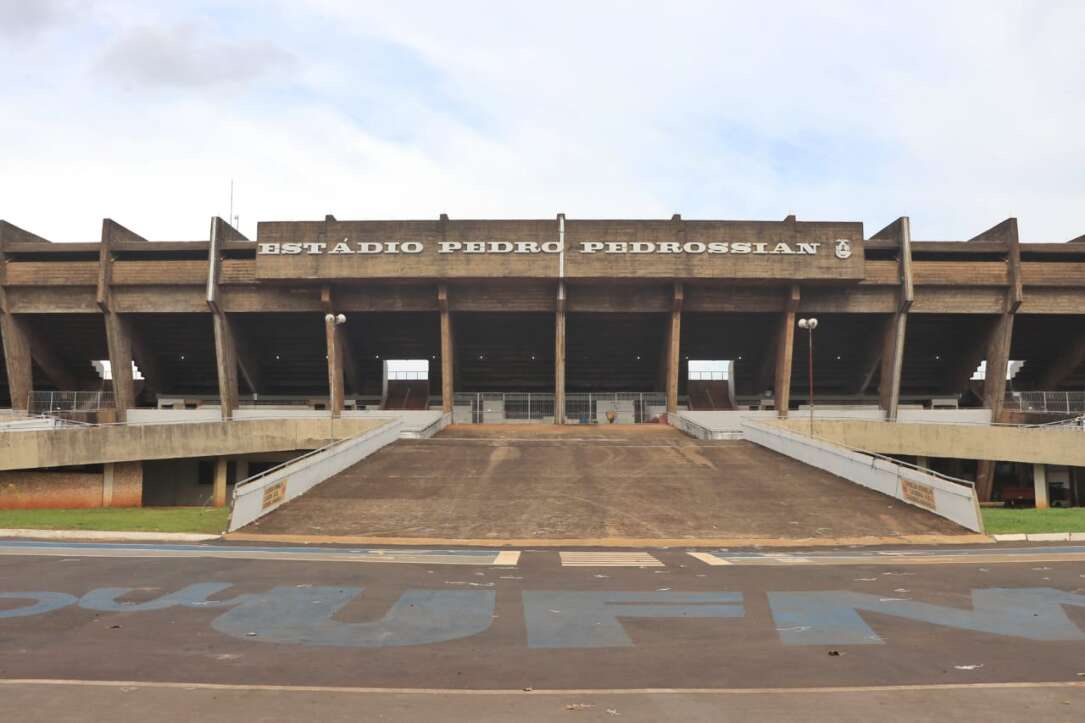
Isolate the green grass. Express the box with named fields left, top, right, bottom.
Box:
left=982, top=507, right=1085, bottom=534
left=0, top=507, right=229, bottom=534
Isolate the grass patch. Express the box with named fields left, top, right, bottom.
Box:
left=982, top=507, right=1085, bottom=534
left=0, top=507, right=229, bottom=534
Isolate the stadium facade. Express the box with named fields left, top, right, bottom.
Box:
left=1, top=214, right=1084, bottom=504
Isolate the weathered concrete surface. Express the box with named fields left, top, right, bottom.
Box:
left=774, top=419, right=1085, bottom=467
left=0, top=417, right=390, bottom=472
left=4, top=681, right=1083, bottom=723
left=2, top=542, right=1085, bottom=705
left=0, top=461, right=142, bottom=509
left=246, top=425, right=963, bottom=539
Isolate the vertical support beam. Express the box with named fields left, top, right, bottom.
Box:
left=325, top=307, right=345, bottom=418
left=99, top=220, right=147, bottom=422
left=879, top=313, right=908, bottom=420
left=1033, top=463, right=1049, bottom=510
left=213, top=457, right=229, bottom=508
left=774, top=285, right=800, bottom=418
left=1, top=222, right=50, bottom=411
left=872, top=217, right=913, bottom=421
left=665, top=282, right=683, bottom=414
left=0, top=314, right=32, bottom=411
left=438, top=284, right=454, bottom=413
left=212, top=313, right=239, bottom=420
left=103, top=311, right=135, bottom=420
left=554, top=280, right=566, bottom=424
left=972, top=218, right=1022, bottom=501
left=207, top=216, right=256, bottom=420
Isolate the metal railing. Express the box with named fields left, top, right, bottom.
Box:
left=1005, top=391, right=1085, bottom=414
left=452, top=392, right=666, bottom=424
left=28, top=390, right=114, bottom=415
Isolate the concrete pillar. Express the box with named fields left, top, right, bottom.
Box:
left=665, top=282, right=683, bottom=414
left=103, top=461, right=142, bottom=507
left=439, top=285, right=455, bottom=413
left=916, top=455, right=930, bottom=470
left=213, top=457, right=229, bottom=508
left=325, top=314, right=345, bottom=418
left=0, top=312, right=33, bottom=411
left=103, top=311, right=136, bottom=422
left=774, top=286, right=800, bottom=419
left=879, top=312, right=907, bottom=420
left=554, top=283, right=566, bottom=424
left=212, top=313, right=239, bottom=420
left=1033, top=463, right=1049, bottom=509
left=976, top=313, right=1016, bottom=501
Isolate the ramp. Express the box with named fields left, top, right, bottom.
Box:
left=241, top=425, right=966, bottom=539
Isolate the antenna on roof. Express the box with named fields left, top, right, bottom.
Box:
left=229, top=179, right=240, bottom=232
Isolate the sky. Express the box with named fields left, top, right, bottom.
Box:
left=1, top=0, right=1083, bottom=243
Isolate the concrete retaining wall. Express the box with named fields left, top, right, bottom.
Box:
left=229, top=420, right=403, bottom=532
left=0, top=417, right=390, bottom=472
left=742, top=420, right=984, bottom=533
left=775, top=418, right=1085, bottom=467
left=0, top=461, right=142, bottom=509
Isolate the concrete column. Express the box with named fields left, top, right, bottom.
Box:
left=213, top=457, right=229, bottom=508
left=976, top=313, right=1015, bottom=501
left=103, top=461, right=142, bottom=507
left=916, top=455, right=930, bottom=470
left=774, top=285, right=800, bottom=419
left=103, top=311, right=135, bottom=422
left=439, top=285, right=455, bottom=413
left=1033, top=463, right=1049, bottom=510
left=212, top=313, right=239, bottom=420
left=325, top=315, right=345, bottom=418
left=665, top=310, right=681, bottom=413
left=554, top=282, right=566, bottom=424
left=879, top=312, right=907, bottom=420
left=0, top=313, right=33, bottom=411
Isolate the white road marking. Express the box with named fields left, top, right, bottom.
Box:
left=560, top=551, right=663, bottom=567
left=687, top=552, right=733, bottom=566
left=2, top=678, right=1083, bottom=696
left=0, top=543, right=519, bottom=567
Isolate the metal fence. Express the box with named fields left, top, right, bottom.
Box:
left=1005, top=391, right=1085, bottom=414
left=452, top=392, right=666, bottom=424
left=28, top=391, right=115, bottom=415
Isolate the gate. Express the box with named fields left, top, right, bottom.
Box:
left=451, top=392, right=663, bottom=424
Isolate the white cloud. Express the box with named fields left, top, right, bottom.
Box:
left=0, top=0, right=1082, bottom=242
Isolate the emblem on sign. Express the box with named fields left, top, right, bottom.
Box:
left=834, top=239, right=853, bottom=260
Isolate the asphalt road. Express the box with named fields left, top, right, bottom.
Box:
left=2, top=540, right=1085, bottom=721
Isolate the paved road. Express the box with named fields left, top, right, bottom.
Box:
left=2, top=540, right=1085, bottom=721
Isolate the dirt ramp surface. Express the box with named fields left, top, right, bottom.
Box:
left=245, top=425, right=964, bottom=539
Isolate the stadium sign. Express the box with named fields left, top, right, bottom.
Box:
left=257, top=239, right=851, bottom=257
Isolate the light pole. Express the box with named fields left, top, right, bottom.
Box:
left=798, top=318, right=818, bottom=437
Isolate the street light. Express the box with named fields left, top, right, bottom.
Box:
left=798, top=318, right=818, bottom=437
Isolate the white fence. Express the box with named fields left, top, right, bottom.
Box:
left=1006, top=391, right=1085, bottom=414
left=228, top=419, right=403, bottom=532
left=742, top=420, right=984, bottom=533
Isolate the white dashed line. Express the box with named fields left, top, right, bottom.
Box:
left=559, top=551, right=664, bottom=567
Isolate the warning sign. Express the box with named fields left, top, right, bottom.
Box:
left=261, top=480, right=287, bottom=510
left=901, top=479, right=936, bottom=510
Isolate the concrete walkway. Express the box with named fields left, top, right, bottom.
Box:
left=244, top=425, right=966, bottom=540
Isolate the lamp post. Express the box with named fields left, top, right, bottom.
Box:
left=798, top=318, right=818, bottom=437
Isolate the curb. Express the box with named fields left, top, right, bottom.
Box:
left=225, top=532, right=995, bottom=549
left=0, top=529, right=222, bottom=543
left=992, top=532, right=1085, bottom=543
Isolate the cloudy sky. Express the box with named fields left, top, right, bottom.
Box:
left=1, top=0, right=1082, bottom=242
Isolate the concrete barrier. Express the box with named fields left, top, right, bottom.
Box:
left=775, top=418, right=1085, bottom=467
left=742, top=420, right=984, bottom=533
left=0, top=417, right=391, bottom=471
left=229, top=419, right=403, bottom=532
